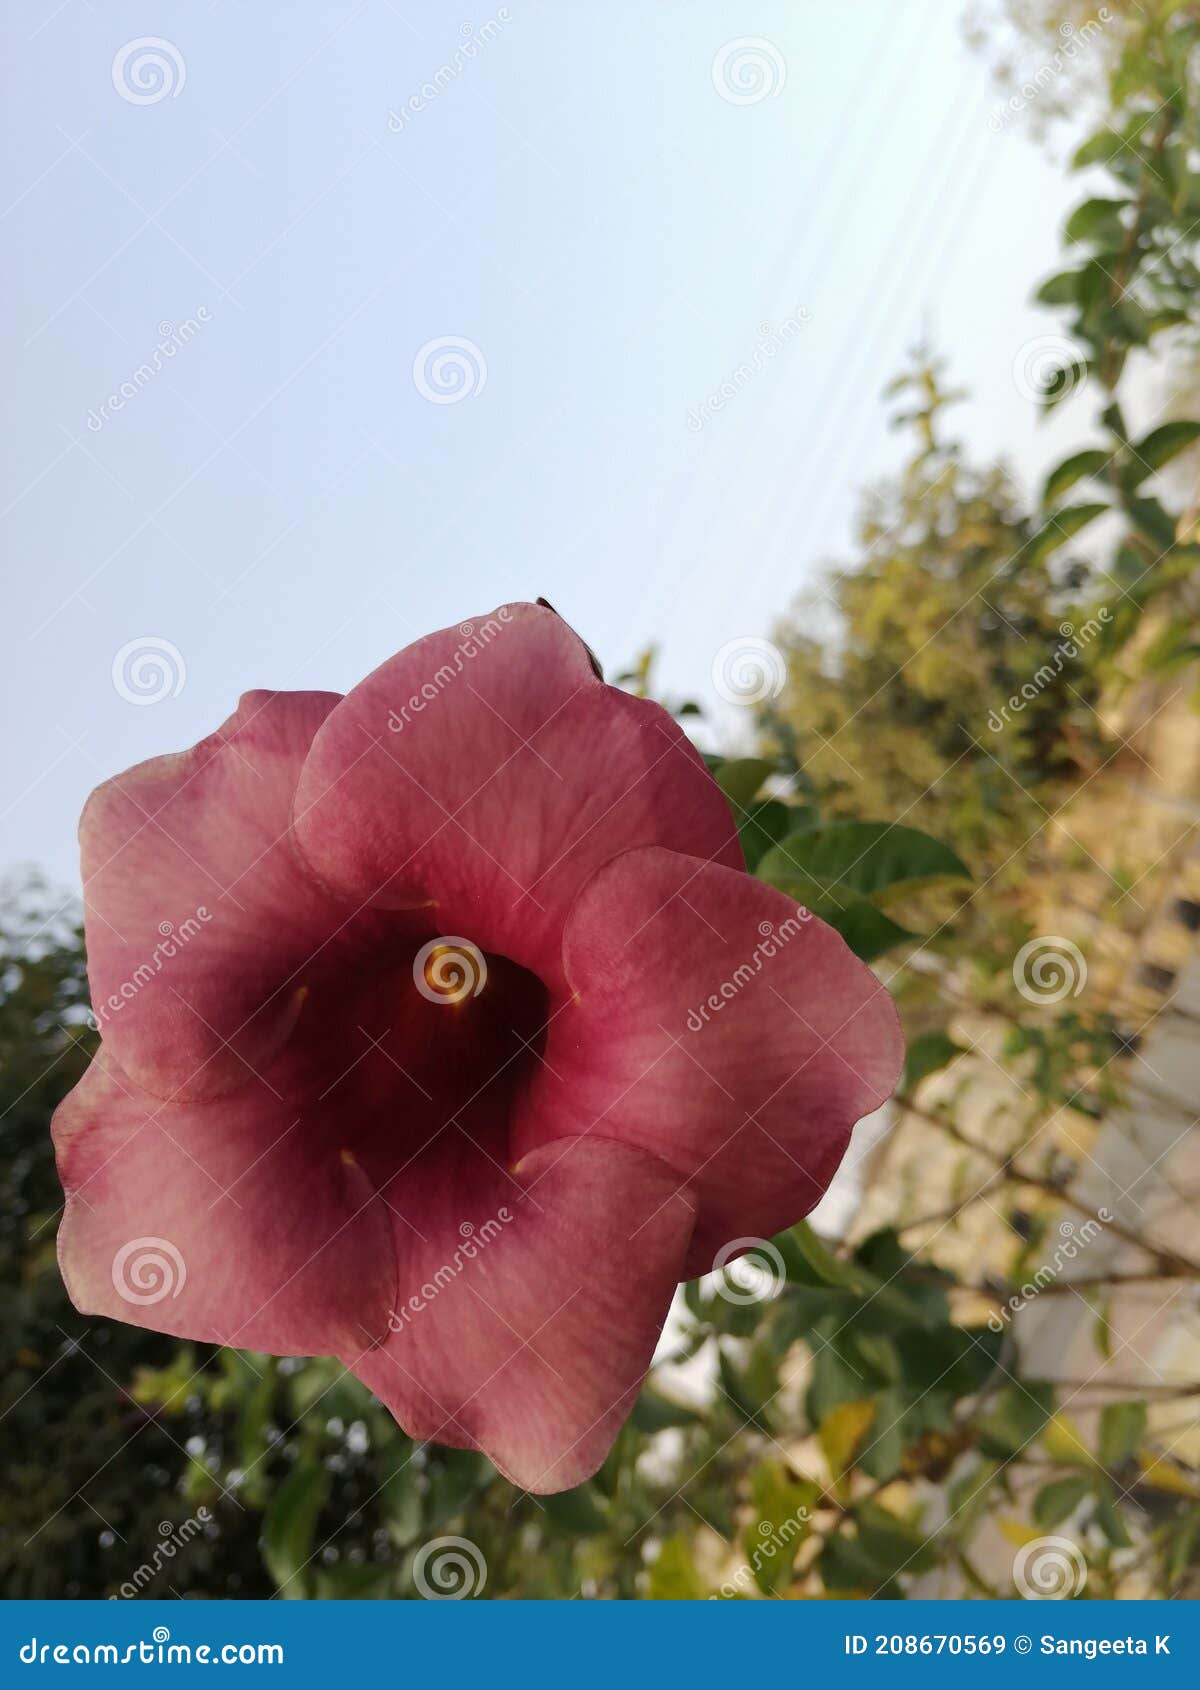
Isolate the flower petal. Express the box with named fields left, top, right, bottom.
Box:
left=516, top=847, right=904, bottom=1275
left=292, top=603, right=741, bottom=984
left=347, top=1134, right=694, bottom=1493
left=53, top=1052, right=396, bottom=1356
left=81, top=689, right=371, bottom=1101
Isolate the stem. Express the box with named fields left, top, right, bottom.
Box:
left=895, top=1094, right=1200, bottom=1278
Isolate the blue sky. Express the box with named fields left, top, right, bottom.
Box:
left=2, top=0, right=1081, bottom=889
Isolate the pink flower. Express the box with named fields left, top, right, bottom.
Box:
left=54, top=602, right=902, bottom=1493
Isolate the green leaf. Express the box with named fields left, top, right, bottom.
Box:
left=646, top=1534, right=706, bottom=1599
left=746, top=1460, right=817, bottom=1593
left=1042, top=1411, right=1096, bottom=1467
left=1026, top=502, right=1108, bottom=564
left=1038, top=360, right=1090, bottom=410
left=783, top=1219, right=868, bottom=1290
left=314, top=1564, right=394, bottom=1599
left=1101, top=400, right=1128, bottom=442
left=855, top=1500, right=938, bottom=1577
left=1064, top=196, right=1129, bottom=246
left=425, top=1449, right=493, bottom=1530
left=901, top=1030, right=963, bottom=1093
left=1043, top=449, right=1109, bottom=506
left=1072, top=130, right=1128, bottom=169
left=758, top=820, right=970, bottom=905
left=1033, top=1475, right=1092, bottom=1528
left=1131, top=419, right=1200, bottom=479
left=631, top=1384, right=703, bottom=1432
left=543, top=1482, right=609, bottom=1536
left=1099, top=1400, right=1147, bottom=1469
left=976, top=1381, right=1055, bottom=1461
left=714, top=757, right=773, bottom=809
left=1035, top=270, right=1082, bottom=306
left=818, top=1529, right=892, bottom=1596
left=1093, top=1482, right=1133, bottom=1547
left=1142, top=620, right=1200, bottom=675
left=718, top=1339, right=779, bottom=1424
left=824, top=899, right=917, bottom=962
left=1146, top=308, right=1188, bottom=338
left=820, top=1399, right=876, bottom=1489
left=947, top=1459, right=1001, bottom=1538
left=1126, top=495, right=1176, bottom=549
left=819, top=1504, right=934, bottom=1596
left=751, top=846, right=920, bottom=960
left=381, top=1469, right=423, bottom=1549
left=262, top=1461, right=328, bottom=1598
left=739, top=798, right=799, bottom=871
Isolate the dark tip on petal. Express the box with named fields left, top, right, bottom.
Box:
left=536, top=597, right=604, bottom=681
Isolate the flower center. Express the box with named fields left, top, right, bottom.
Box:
left=290, top=922, right=551, bottom=1174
